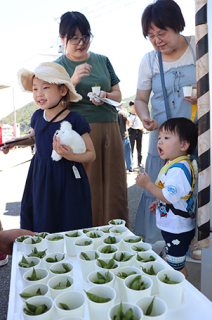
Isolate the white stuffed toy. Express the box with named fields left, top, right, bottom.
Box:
left=51, top=121, right=86, bottom=161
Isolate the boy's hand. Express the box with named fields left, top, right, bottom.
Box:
left=135, top=172, right=151, bottom=188
left=149, top=201, right=157, bottom=215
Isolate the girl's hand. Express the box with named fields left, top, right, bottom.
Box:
left=91, top=90, right=107, bottom=106
left=71, top=63, right=92, bottom=86
left=142, top=116, right=159, bottom=131
left=149, top=201, right=157, bottom=215
left=53, top=136, right=74, bottom=161
left=135, top=171, right=151, bottom=188
left=1, top=140, right=16, bottom=154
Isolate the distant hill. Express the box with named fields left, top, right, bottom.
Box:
left=0, top=94, right=137, bottom=135
left=0, top=102, right=39, bottom=134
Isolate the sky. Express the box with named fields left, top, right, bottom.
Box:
left=0, top=0, right=195, bottom=120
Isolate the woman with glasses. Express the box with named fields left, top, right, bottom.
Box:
left=133, top=0, right=197, bottom=245
left=55, top=11, right=129, bottom=228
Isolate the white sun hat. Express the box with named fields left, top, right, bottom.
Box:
left=18, top=62, right=82, bottom=102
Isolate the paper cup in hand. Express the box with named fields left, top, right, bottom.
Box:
left=92, top=86, right=101, bottom=95
left=156, top=269, right=185, bottom=309
left=136, top=296, right=167, bottom=320
left=183, top=86, right=192, bottom=97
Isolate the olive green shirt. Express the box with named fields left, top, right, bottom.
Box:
left=55, top=52, right=120, bottom=123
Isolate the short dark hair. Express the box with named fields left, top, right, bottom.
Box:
left=159, top=118, right=198, bottom=155
left=142, top=0, right=185, bottom=38
left=129, top=101, right=134, bottom=106
left=59, top=11, right=91, bottom=43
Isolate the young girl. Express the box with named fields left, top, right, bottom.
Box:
left=136, top=117, right=198, bottom=278
left=2, top=62, right=95, bottom=233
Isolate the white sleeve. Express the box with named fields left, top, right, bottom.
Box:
left=162, top=167, right=192, bottom=204
left=137, top=52, right=153, bottom=91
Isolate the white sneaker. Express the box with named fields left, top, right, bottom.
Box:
left=190, top=237, right=201, bottom=260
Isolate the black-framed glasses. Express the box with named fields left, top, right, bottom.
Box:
left=69, top=33, right=94, bottom=45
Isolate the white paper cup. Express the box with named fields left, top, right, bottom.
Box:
left=49, top=261, right=73, bottom=279
left=136, top=296, right=167, bottom=320
left=77, top=250, right=100, bottom=281
left=74, top=238, right=94, bottom=256
left=15, top=235, right=32, bottom=252
left=23, top=268, right=49, bottom=288
left=108, top=219, right=126, bottom=226
left=108, top=302, right=143, bottom=320
left=82, top=227, right=97, bottom=235
left=86, top=286, right=116, bottom=320
left=87, top=269, right=115, bottom=288
left=46, top=233, right=64, bottom=253
left=102, top=235, right=123, bottom=250
left=18, top=257, right=41, bottom=278
left=183, top=86, right=192, bottom=97
left=19, top=283, right=49, bottom=301
left=47, top=275, right=74, bottom=300
left=130, top=242, right=152, bottom=254
left=59, top=317, right=83, bottom=320
left=99, top=226, right=113, bottom=234
left=22, top=295, right=53, bottom=320
left=92, top=86, right=101, bottom=95
left=132, top=250, right=158, bottom=268
left=142, top=261, right=166, bottom=294
left=85, top=230, right=105, bottom=250
left=123, top=235, right=143, bottom=251
left=97, top=244, right=118, bottom=259
left=109, top=226, right=128, bottom=239
left=156, top=269, right=185, bottom=309
left=64, top=230, right=83, bottom=256
left=95, top=258, right=120, bottom=275
left=43, top=252, right=66, bottom=270
left=54, top=291, right=85, bottom=318
left=124, top=274, right=153, bottom=303
left=113, top=251, right=135, bottom=268
left=23, top=236, right=45, bottom=255
left=192, top=88, right=197, bottom=96
left=115, top=266, right=142, bottom=302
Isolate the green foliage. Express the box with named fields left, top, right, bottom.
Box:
left=0, top=102, right=39, bottom=134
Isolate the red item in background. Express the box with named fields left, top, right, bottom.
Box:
left=0, top=126, right=2, bottom=145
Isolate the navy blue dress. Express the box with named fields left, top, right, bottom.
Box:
left=20, top=109, right=93, bottom=233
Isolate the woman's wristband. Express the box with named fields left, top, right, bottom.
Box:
left=104, top=91, right=109, bottom=98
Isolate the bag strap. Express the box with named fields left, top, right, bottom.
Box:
left=158, top=51, right=171, bottom=120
